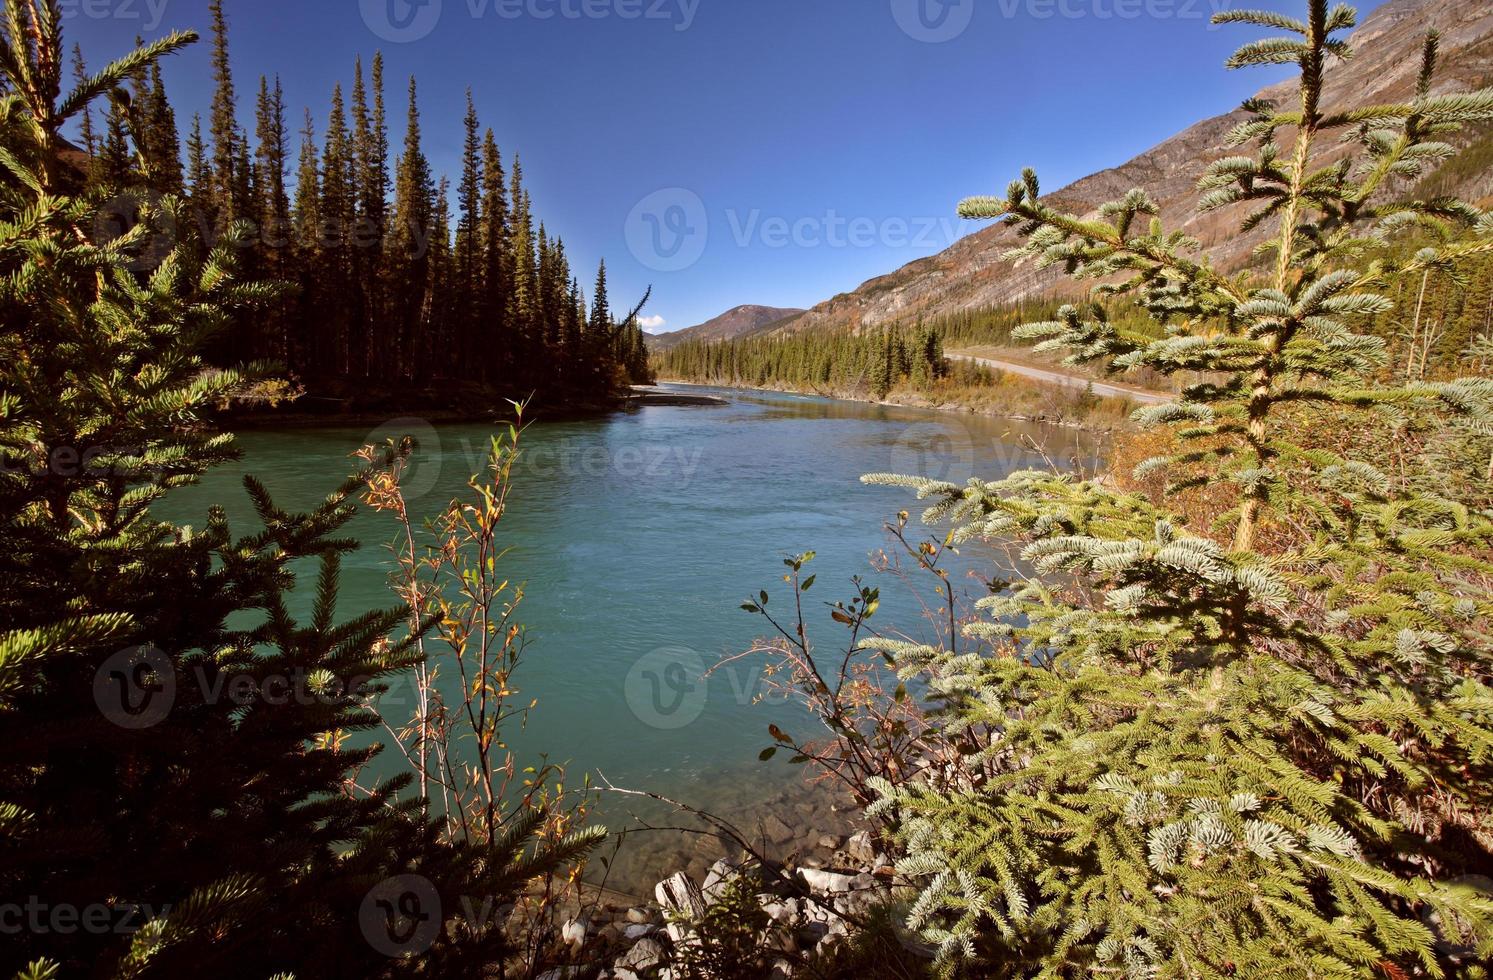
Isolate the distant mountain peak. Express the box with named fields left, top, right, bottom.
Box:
left=647, top=305, right=808, bottom=351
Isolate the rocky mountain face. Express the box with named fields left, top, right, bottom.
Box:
left=646, top=305, right=807, bottom=351
left=785, top=0, right=1493, bottom=337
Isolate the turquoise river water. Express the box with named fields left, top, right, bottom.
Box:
left=161, top=385, right=1097, bottom=894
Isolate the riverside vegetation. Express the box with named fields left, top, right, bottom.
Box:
left=2, top=1, right=1493, bottom=979
left=650, top=324, right=1145, bottom=428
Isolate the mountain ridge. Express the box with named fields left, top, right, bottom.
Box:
left=774, top=0, right=1493, bottom=338
left=647, top=304, right=808, bottom=351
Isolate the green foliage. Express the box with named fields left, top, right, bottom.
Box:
left=0, top=9, right=600, bottom=976
left=861, top=4, right=1493, bottom=976
left=651, top=325, right=949, bottom=398
left=95, top=1, right=646, bottom=404
left=803, top=902, right=933, bottom=980
left=668, top=875, right=775, bottom=980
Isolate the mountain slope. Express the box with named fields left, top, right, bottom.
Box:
left=647, top=305, right=807, bottom=351
left=786, top=0, right=1493, bottom=337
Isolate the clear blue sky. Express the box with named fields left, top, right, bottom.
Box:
left=64, top=0, right=1385, bottom=332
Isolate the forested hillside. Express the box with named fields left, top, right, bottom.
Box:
left=81, top=1, right=651, bottom=412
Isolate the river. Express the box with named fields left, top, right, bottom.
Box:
left=162, top=385, right=1100, bottom=894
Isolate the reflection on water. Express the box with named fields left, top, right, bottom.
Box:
left=162, top=385, right=1101, bottom=894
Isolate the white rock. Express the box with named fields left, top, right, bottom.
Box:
left=800, top=868, right=857, bottom=894
left=655, top=872, right=707, bottom=921
left=846, top=830, right=876, bottom=864
left=702, top=859, right=740, bottom=903
left=623, top=923, right=657, bottom=941
left=560, top=915, right=589, bottom=950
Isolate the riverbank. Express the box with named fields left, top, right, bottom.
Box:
left=655, top=375, right=1140, bottom=432
left=218, top=379, right=639, bottom=429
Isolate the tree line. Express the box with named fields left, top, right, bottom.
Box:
left=651, top=325, right=948, bottom=398
left=75, top=0, right=651, bottom=407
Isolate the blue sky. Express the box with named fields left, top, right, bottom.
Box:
left=63, top=0, right=1385, bottom=332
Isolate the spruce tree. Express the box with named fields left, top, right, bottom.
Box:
left=507, top=160, right=538, bottom=372
left=388, top=76, right=434, bottom=382
left=207, top=0, right=239, bottom=224
left=320, top=82, right=355, bottom=375
left=69, top=43, right=96, bottom=159
left=96, top=92, right=133, bottom=188
left=479, top=128, right=510, bottom=379
left=0, top=12, right=602, bottom=976
left=291, top=106, right=321, bottom=372
left=455, top=89, right=483, bottom=367
left=861, top=4, right=1493, bottom=976
left=254, top=75, right=291, bottom=361
left=355, top=55, right=390, bottom=377
left=185, top=112, right=212, bottom=226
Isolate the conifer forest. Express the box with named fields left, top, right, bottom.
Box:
left=2, top=1, right=1492, bottom=978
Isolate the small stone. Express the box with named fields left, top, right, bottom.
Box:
left=617, top=936, right=667, bottom=972
left=623, top=923, right=657, bottom=941
left=625, top=907, right=655, bottom=925
left=846, top=830, right=876, bottom=864
left=771, top=957, right=795, bottom=978
left=560, top=915, right=589, bottom=950
left=762, top=814, right=795, bottom=845
left=702, top=859, right=740, bottom=903
left=800, top=868, right=857, bottom=894
left=816, top=834, right=842, bottom=850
